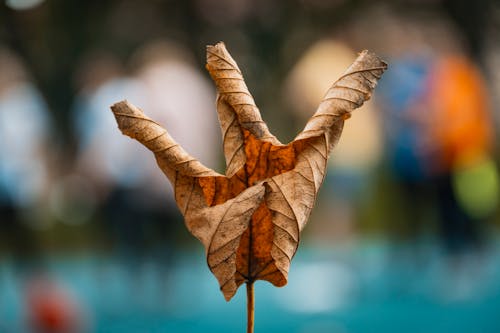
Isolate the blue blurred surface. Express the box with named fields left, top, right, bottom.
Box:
left=2, top=239, right=499, bottom=333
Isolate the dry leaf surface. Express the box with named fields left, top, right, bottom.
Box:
left=111, top=42, right=386, bottom=300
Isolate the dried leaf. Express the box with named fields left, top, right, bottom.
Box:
left=111, top=42, right=386, bottom=301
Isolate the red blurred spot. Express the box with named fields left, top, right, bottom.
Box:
left=26, top=277, right=83, bottom=333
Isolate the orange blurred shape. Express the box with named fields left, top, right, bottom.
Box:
left=429, top=55, right=494, bottom=171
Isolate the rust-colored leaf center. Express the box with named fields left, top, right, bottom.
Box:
left=198, top=128, right=300, bottom=284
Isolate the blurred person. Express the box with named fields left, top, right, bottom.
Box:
left=350, top=5, right=498, bottom=255
left=72, top=42, right=220, bottom=236
left=71, top=51, right=176, bottom=308
left=72, top=52, right=147, bottom=206
left=426, top=54, right=497, bottom=253
left=377, top=52, right=437, bottom=242
left=0, top=47, right=53, bottom=258
left=127, top=40, right=222, bottom=262
left=72, top=51, right=173, bottom=259
left=379, top=50, right=497, bottom=254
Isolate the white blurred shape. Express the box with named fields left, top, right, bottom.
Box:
left=134, top=41, right=221, bottom=171
left=277, top=261, right=357, bottom=313
left=5, top=0, right=44, bottom=10
left=0, top=82, right=51, bottom=207
left=74, top=77, right=153, bottom=190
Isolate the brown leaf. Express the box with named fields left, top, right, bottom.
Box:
left=110, top=42, right=386, bottom=301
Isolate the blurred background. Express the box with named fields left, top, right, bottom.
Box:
left=1, top=0, right=500, bottom=332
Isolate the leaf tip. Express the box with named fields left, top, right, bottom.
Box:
left=109, top=100, right=148, bottom=139
left=359, top=49, right=388, bottom=70
left=221, top=285, right=236, bottom=302
left=110, top=99, right=135, bottom=115
left=207, top=41, right=226, bottom=53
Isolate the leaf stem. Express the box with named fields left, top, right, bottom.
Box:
left=246, top=281, right=255, bottom=333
